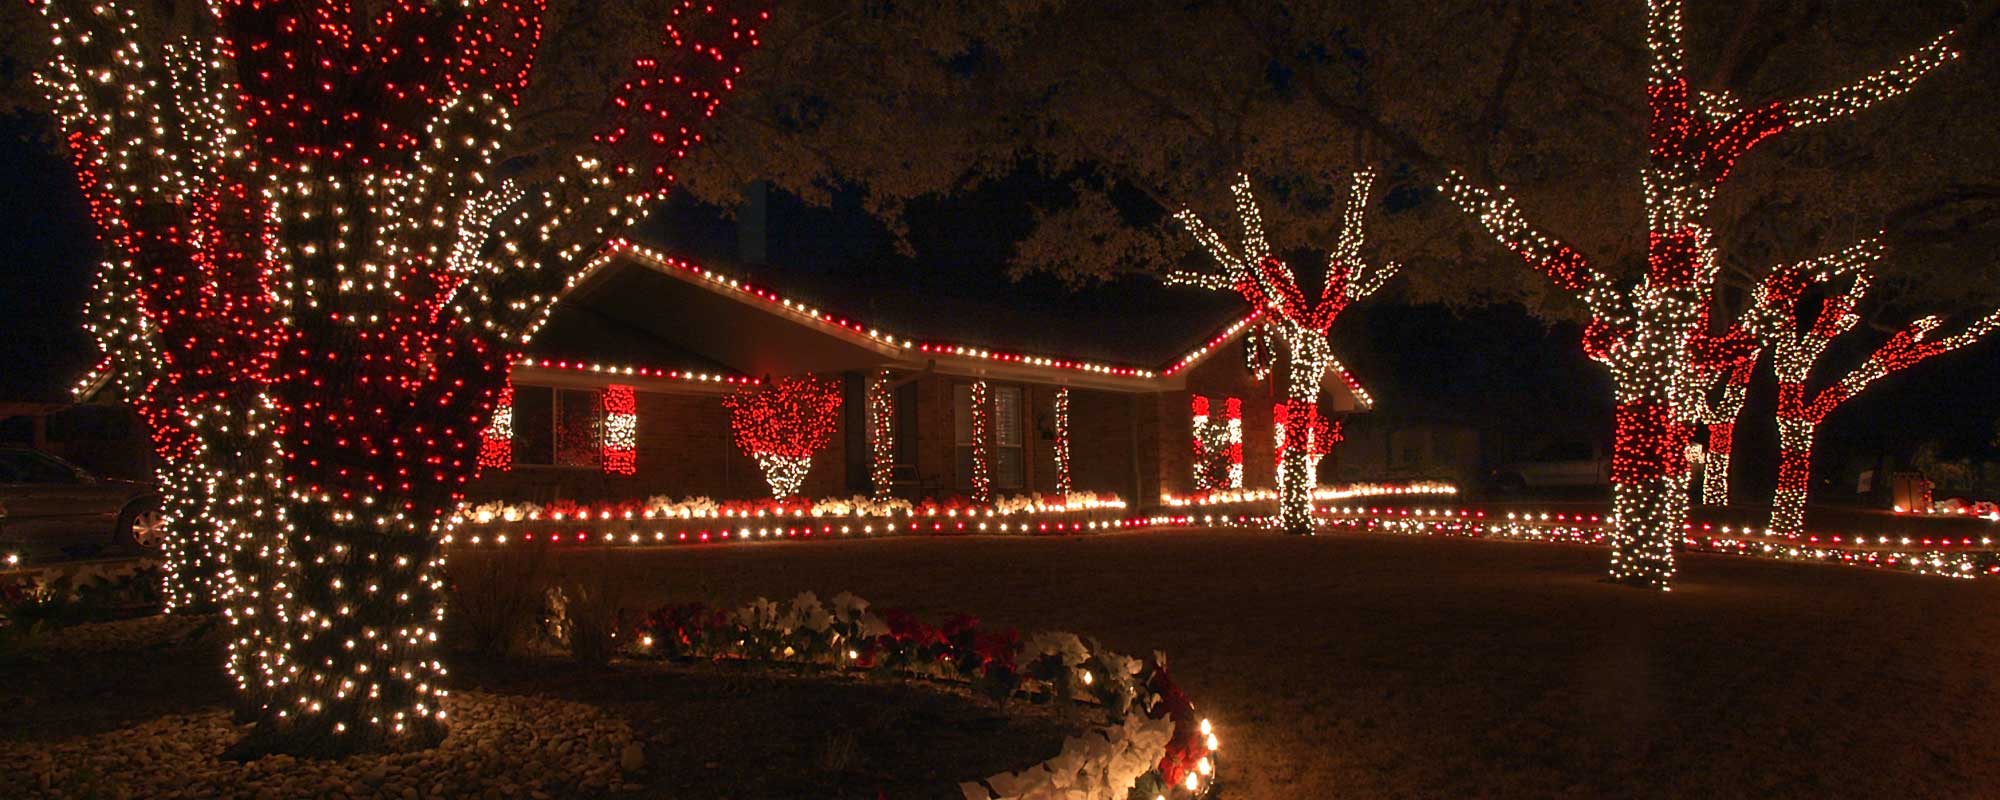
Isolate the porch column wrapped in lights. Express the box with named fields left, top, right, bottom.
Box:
left=1052, top=387, right=1073, bottom=495
left=1443, top=0, right=1959, bottom=589
left=970, top=380, right=993, bottom=503
left=868, top=371, right=895, bottom=500
left=1172, top=170, right=1398, bottom=534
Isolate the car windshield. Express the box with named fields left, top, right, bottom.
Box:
left=0, top=450, right=83, bottom=484
left=1532, top=443, right=1593, bottom=462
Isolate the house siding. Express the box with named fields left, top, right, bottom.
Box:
left=463, top=333, right=1366, bottom=509
left=467, top=378, right=851, bottom=504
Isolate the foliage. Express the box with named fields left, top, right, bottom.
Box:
left=0, top=565, right=162, bottom=658
left=619, top=590, right=1220, bottom=796
left=723, top=375, right=845, bottom=459
left=646, top=1, right=2000, bottom=320
left=443, top=543, right=552, bottom=658
left=544, top=567, right=636, bottom=668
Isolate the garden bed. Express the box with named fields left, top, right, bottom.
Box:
left=0, top=610, right=1166, bottom=799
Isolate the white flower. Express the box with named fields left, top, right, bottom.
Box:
left=736, top=597, right=779, bottom=630
left=1027, top=631, right=1090, bottom=668
left=790, top=591, right=831, bottom=632
left=829, top=590, right=869, bottom=620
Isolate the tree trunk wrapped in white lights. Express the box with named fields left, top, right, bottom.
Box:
left=1694, top=361, right=1754, bottom=506
left=1443, top=0, right=1959, bottom=588
left=1172, top=171, right=1396, bottom=535
left=32, top=0, right=768, bottom=755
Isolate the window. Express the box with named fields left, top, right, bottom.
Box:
left=510, top=385, right=603, bottom=468
left=0, top=450, right=83, bottom=484
left=955, top=383, right=1026, bottom=491
left=992, top=386, right=1025, bottom=489
left=893, top=381, right=919, bottom=471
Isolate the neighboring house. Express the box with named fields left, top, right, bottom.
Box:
left=467, top=240, right=1373, bottom=509
left=1335, top=417, right=1482, bottom=488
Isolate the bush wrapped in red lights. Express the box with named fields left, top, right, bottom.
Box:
left=724, top=376, right=844, bottom=498
left=614, top=591, right=1222, bottom=799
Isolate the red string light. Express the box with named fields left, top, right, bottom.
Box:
left=601, top=384, right=637, bottom=476
left=724, top=376, right=843, bottom=498
left=1443, top=1, right=1959, bottom=589
left=32, top=0, right=766, bottom=750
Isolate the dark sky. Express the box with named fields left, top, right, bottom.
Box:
left=2, top=108, right=1994, bottom=497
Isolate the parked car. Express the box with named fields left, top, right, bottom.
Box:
left=1489, top=442, right=1610, bottom=493
left=0, top=446, right=161, bottom=561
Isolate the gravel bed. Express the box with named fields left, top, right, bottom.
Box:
left=0, top=691, right=641, bottom=800
left=27, top=613, right=211, bottom=654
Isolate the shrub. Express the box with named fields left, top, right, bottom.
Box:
left=443, top=543, right=551, bottom=657
left=545, top=565, right=633, bottom=668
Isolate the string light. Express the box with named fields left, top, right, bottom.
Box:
left=32, top=0, right=767, bottom=752
left=724, top=376, right=843, bottom=499
left=515, top=355, right=756, bottom=386
left=1441, top=0, right=1959, bottom=589
left=969, top=380, right=992, bottom=503
left=478, top=383, right=514, bottom=471
left=1741, top=245, right=2000, bottom=537
left=600, top=385, right=638, bottom=476
left=867, top=371, right=895, bottom=500
left=1172, top=170, right=1396, bottom=534
left=1052, top=387, right=1073, bottom=495
left=1190, top=396, right=1243, bottom=491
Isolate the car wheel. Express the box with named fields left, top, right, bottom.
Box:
left=118, top=499, right=166, bottom=554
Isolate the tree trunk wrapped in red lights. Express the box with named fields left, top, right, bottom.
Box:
left=1444, top=0, right=1958, bottom=589
left=32, top=0, right=766, bottom=754
left=1741, top=247, right=2000, bottom=537
left=1173, top=171, right=1395, bottom=534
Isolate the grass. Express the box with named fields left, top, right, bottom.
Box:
left=542, top=528, right=2000, bottom=799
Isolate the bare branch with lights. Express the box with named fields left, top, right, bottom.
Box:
left=1171, top=169, right=1394, bottom=534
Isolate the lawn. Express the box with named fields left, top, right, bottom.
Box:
left=545, top=528, right=2000, bottom=799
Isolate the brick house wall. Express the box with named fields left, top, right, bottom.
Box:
left=1175, top=337, right=1285, bottom=493
left=462, top=334, right=1363, bottom=509
left=466, top=377, right=851, bottom=504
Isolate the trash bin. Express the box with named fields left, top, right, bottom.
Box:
left=1890, top=472, right=1933, bottom=513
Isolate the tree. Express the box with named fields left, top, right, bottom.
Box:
left=724, top=375, right=843, bottom=498
left=1439, top=0, right=1958, bottom=589
left=1742, top=245, right=2000, bottom=536
left=1692, top=360, right=1755, bottom=506
left=1173, top=171, right=1396, bottom=533
left=31, top=0, right=766, bottom=755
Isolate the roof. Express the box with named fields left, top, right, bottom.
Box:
left=520, top=240, right=1372, bottom=402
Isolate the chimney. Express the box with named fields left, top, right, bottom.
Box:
left=738, top=180, right=768, bottom=265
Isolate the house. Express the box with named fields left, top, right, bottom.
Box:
left=468, top=239, right=1373, bottom=510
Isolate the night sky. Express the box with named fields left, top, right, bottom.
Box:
left=2, top=108, right=1995, bottom=499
